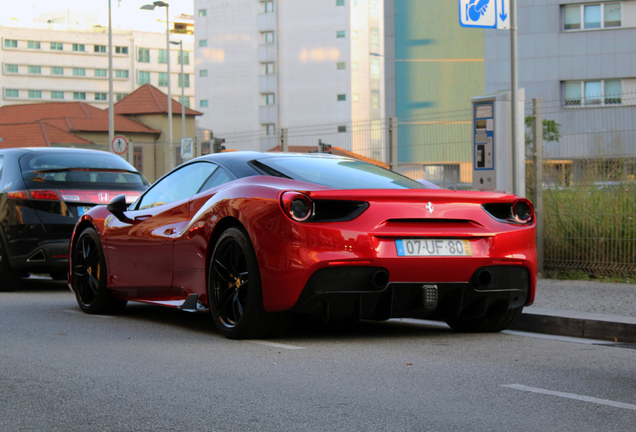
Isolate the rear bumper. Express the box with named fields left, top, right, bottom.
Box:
left=5, top=235, right=70, bottom=272
left=291, top=265, right=531, bottom=322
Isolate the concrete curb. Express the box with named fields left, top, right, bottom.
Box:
left=511, top=308, right=636, bottom=343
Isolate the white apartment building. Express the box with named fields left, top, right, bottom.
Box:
left=194, top=0, right=385, bottom=158
left=1, top=17, right=195, bottom=110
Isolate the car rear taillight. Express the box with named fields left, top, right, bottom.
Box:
left=281, top=191, right=313, bottom=222
left=8, top=190, right=62, bottom=201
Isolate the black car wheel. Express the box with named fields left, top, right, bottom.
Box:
left=72, top=228, right=126, bottom=314
left=208, top=227, right=288, bottom=339
left=0, top=238, right=22, bottom=292
left=446, top=306, right=523, bottom=333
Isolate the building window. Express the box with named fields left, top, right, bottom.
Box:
left=179, top=96, right=190, bottom=108
left=133, top=147, right=143, bottom=172
left=352, top=93, right=359, bottom=102
left=6, top=64, right=18, bottom=73
left=336, top=30, right=346, bottom=38
left=265, top=93, right=275, bottom=105
left=4, top=39, right=18, bottom=48
left=50, top=42, right=63, bottom=50
left=29, top=65, right=42, bottom=74
left=370, top=28, right=380, bottom=53
left=265, top=63, right=275, bottom=74
left=352, top=30, right=358, bottom=38
left=116, top=93, right=128, bottom=101
left=138, top=48, right=150, bottom=63
left=338, top=125, right=347, bottom=133
left=198, top=9, right=207, bottom=17
left=51, top=66, right=64, bottom=75
left=263, top=1, right=274, bottom=13
left=51, top=91, right=64, bottom=99
left=28, top=90, right=42, bottom=99
left=115, top=69, right=129, bottom=78
left=94, top=45, right=107, bottom=53
left=336, top=0, right=345, bottom=6
left=337, top=62, right=346, bottom=70
left=73, top=43, right=85, bottom=52
left=95, top=93, right=107, bottom=101
left=5, top=89, right=19, bottom=98
left=179, top=73, right=190, bottom=88
left=178, top=51, right=190, bottom=65
left=370, top=58, right=380, bottom=79
left=369, top=0, right=380, bottom=18
left=263, top=32, right=274, bottom=43
left=73, top=92, right=86, bottom=100
left=564, top=79, right=623, bottom=106
left=73, top=68, right=86, bottom=76
left=371, top=91, right=380, bottom=109
left=95, top=69, right=107, bottom=77
left=200, top=69, right=208, bottom=77
left=265, top=124, right=276, bottom=135
left=199, top=39, right=208, bottom=47
left=200, top=99, right=209, bottom=108
left=337, top=94, right=346, bottom=101
left=159, top=72, right=169, bottom=87
left=138, top=71, right=151, bottom=85
left=27, top=41, right=41, bottom=49
left=115, top=46, right=128, bottom=54
left=159, top=49, right=168, bottom=64
left=563, top=2, right=621, bottom=31
left=353, top=62, right=359, bottom=70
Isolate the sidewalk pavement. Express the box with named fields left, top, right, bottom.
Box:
left=510, top=278, right=636, bottom=343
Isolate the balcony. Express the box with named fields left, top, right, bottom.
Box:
left=257, top=12, right=276, bottom=32
left=259, top=74, right=277, bottom=93
left=258, top=43, right=276, bottom=63
left=259, top=105, right=277, bottom=124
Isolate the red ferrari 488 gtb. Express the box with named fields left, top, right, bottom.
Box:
left=69, top=151, right=536, bottom=339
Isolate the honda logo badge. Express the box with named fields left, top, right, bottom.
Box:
left=99, top=193, right=109, bottom=202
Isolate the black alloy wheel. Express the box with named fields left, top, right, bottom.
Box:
left=72, top=228, right=126, bottom=314
left=208, top=227, right=288, bottom=339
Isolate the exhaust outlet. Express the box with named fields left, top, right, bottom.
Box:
left=369, top=269, right=390, bottom=291
left=475, top=269, right=492, bottom=288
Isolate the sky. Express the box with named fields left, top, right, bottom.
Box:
left=4, top=0, right=195, bottom=31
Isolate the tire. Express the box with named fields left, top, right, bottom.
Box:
left=0, top=237, right=22, bottom=292
left=446, top=306, right=523, bottom=333
left=208, top=227, right=288, bottom=339
left=71, top=228, right=126, bottom=314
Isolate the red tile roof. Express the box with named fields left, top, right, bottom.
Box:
left=114, top=84, right=202, bottom=116
left=0, top=102, right=160, bottom=134
left=267, top=145, right=390, bottom=169
left=0, top=122, right=93, bottom=148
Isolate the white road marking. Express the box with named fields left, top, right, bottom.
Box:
left=502, top=384, right=636, bottom=411
left=503, top=330, right=608, bottom=345
left=247, top=340, right=305, bottom=350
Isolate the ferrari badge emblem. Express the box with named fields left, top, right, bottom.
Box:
left=426, top=202, right=434, bottom=214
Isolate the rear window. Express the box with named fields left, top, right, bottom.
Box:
left=252, top=156, right=426, bottom=190
left=19, top=151, right=148, bottom=187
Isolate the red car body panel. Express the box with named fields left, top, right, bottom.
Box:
left=71, top=174, right=536, bottom=315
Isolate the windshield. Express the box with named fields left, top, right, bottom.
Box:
left=252, top=156, right=427, bottom=189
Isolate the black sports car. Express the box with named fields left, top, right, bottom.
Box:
left=0, top=147, right=148, bottom=291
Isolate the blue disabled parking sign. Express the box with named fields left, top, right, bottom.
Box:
left=459, top=0, right=510, bottom=29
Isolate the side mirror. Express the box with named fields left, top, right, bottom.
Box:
left=106, top=194, right=133, bottom=223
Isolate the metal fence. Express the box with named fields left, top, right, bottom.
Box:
left=207, top=93, right=636, bottom=277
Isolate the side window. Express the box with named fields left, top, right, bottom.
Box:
left=137, top=162, right=217, bottom=209
left=0, top=156, right=4, bottom=179
left=198, top=167, right=233, bottom=192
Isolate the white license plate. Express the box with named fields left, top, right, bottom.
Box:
left=395, top=239, right=472, bottom=257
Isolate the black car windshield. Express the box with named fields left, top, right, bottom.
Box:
left=19, top=152, right=148, bottom=186
left=252, top=156, right=426, bottom=189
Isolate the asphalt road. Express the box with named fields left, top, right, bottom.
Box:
left=1, top=278, right=635, bottom=432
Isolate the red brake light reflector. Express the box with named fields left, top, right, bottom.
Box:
left=30, top=190, right=62, bottom=201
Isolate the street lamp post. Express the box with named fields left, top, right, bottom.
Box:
left=170, top=40, right=186, bottom=140
left=141, top=1, right=173, bottom=172
left=108, top=0, right=114, bottom=150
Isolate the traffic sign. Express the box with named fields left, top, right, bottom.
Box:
left=111, top=135, right=128, bottom=155
left=180, top=138, right=194, bottom=159
left=459, top=0, right=510, bottom=29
